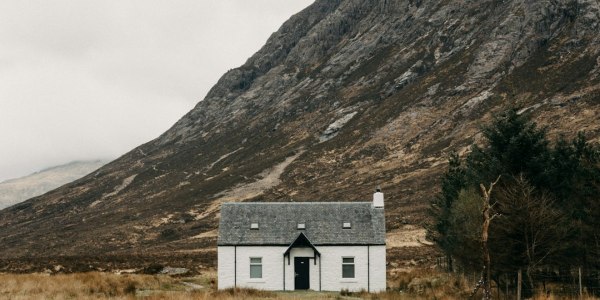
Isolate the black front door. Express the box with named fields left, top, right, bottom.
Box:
left=294, top=257, right=310, bottom=290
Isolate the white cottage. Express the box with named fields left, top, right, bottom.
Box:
left=217, top=191, right=386, bottom=292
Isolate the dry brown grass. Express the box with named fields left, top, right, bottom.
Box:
left=384, top=268, right=472, bottom=299
left=528, top=294, right=599, bottom=300
left=139, top=289, right=277, bottom=300
left=0, top=272, right=176, bottom=300
left=0, top=272, right=286, bottom=300
left=384, top=268, right=599, bottom=300
left=0, top=270, right=597, bottom=299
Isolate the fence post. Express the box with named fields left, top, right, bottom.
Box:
left=505, top=274, right=508, bottom=300
left=496, top=277, right=500, bottom=300
left=579, top=266, right=582, bottom=299
left=517, top=269, right=522, bottom=300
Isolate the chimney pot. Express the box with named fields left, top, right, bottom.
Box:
left=373, top=189, right=384, bottom=208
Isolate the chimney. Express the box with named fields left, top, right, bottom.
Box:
left=373, top=187, right=384, bottom=208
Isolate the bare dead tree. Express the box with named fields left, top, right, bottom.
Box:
left=495, top=175, right=568, bottom=291
left=471, top=176, right=501, bottom=300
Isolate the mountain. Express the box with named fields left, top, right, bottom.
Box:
left=0, top=160, right=108, bottom=210
left=0, top=0, right=598, bottom=272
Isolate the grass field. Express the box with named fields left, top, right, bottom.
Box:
left=0, top=269, right=597, bottom=299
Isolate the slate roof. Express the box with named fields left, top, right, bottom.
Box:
left=217, top=202, right=385, bottom=246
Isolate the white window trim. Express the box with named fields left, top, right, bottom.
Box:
left=250, top=257, right=262, bottom=279
left=342, top=256, right=355, bottom=279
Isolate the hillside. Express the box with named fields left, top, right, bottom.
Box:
left=0, top=160, right=107, bottom=210
left=0, top=0, right=598, bottom=271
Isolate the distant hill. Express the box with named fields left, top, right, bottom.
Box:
left=0, top=160, right=107, bottom=209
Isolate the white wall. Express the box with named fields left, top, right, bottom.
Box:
left=218, top=246, right=287, bottom=290
left=369, top=245, right=387, bottom=292
left=319, top=245, right=386, bottom=292
left=217, top=246, right=236, bottom=289
left=217, top=245, right=386, bottom=292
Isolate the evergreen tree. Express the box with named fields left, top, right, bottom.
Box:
left=466, top=109, right=550, bottom=189
left=430, top=152, right=466, bottom=271
left=431, top=109, right=600, bottom=296
left=447, top=188, right=483, bottom=272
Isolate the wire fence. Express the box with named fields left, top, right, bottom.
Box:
left=435, top=257, right=600, bottom=298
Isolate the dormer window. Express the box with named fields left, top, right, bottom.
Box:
left=342, top=222, right=351, bottom=229
left=297, top=223, right=306, bottom=230
left=250, top=223, right=259, bottom=230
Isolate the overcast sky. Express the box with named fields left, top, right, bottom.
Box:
left=0, top=0, right=313, bottom=182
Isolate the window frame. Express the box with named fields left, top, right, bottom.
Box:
left=342, top=256, right=355, bottom=278
left=249, top=257, right=262, bottom=278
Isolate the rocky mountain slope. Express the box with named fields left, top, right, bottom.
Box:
left=0, top=0, right=598, bottom=271
left=0, top=160, right=107, bottom=210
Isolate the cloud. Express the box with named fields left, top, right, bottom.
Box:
left=0, top=0, right=314, bottom=181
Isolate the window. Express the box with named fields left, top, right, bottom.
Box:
left=342, top=222, right=351, bottom=229
left=250, top=223, right=259, bottom=230
left=250, top=257, right=262, bottom=278
left=342, top=257, right=355, bottom=278
left=297, top=223, right=306, bottom=229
